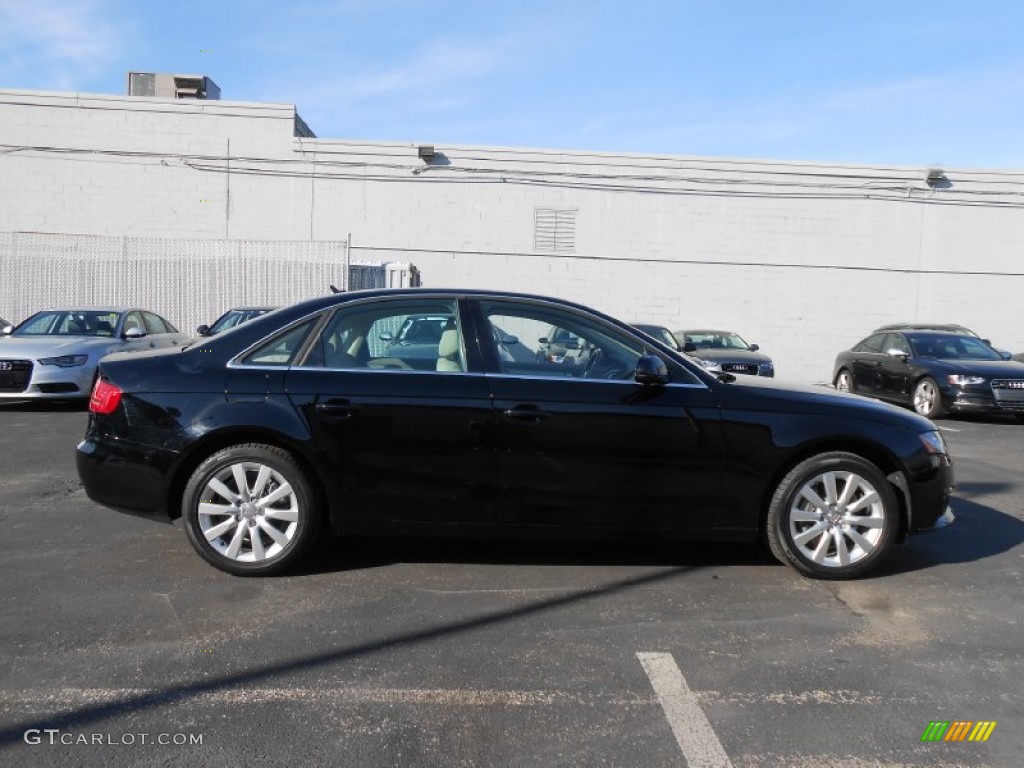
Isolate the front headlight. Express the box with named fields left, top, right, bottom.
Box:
left=699, top=359, right=721, bottom=371
left=38, top=355, right=89, bottom=367
left=948, top=375, right=985, bottom=385
left=919, top=430, right=948, bottom=455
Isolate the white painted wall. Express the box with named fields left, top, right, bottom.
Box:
left=2, top=87, right=1023, bottom=382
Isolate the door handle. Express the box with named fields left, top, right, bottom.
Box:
left=501, top=405, right=550, bottom=422
left=315, top=400, right=358, bottom=418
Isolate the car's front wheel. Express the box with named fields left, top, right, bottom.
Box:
left=766, top=452, right=898, bottom=579
left=183, top=443, right=321, bottom=576
left=912, top=377, right=945, bottom=419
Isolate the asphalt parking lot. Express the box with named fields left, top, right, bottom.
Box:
left=0, top=403, right=1021, bottom=767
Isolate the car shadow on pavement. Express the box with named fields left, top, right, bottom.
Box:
left=0, top=399, right=88, bottom=412
left=873, top=495, right=1024, bottom=577
left=295, top=535, right=780, bottom=576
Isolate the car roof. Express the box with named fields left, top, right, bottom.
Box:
left=35, top=307, right=131, bottom=313
left=874, top=322, right=975, bottom=333
left=676, top=329, right=739, bottom=335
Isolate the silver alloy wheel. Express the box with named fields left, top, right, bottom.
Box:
left=913, top=379, right=938, bottom=416
left=787, top=470, right=886, bottom=568
left=197, top=461, right=299, bottom=562
left=836, top=370, right=853, bottom=392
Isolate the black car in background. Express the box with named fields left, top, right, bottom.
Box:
left=77, top=289, right=954, bottom=580
left=631, top=324, right=683, bottom=351
left=675, top=329, right=774, bottom=377
left=833, top=329, right=1024, bottom=421
left=197, top=307, right=276, bottom=337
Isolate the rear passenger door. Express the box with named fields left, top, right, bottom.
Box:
left=283, top=296, right=497, bottom=529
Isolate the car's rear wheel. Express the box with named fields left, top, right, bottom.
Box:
left=766, top=452, right=898, bottom=579
left=834, top=369, right=854, bottom=393
left=912, top=377, right=945, bottom=419
left=183, top=443, right=320, bottom=576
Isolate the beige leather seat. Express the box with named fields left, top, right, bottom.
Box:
left=436, top=329, right=463, bottom=372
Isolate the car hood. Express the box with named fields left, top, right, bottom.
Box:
left=0, top=336, right=120, bottom=359
left=930, top=359, right=1024, bottom=378
left=688, top=348, right=772, bottom=364
left=719, top=375, right=936, bottom=429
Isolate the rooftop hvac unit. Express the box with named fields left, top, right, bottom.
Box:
left=127, top=72, right=221, bottom=100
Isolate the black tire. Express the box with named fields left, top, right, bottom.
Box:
left=912, top=376, right=945, bottom=420
left=182, top=443, right=321, bottom=576
left=834, top=368, right=854, bottom=393
left=766, top=452, right=899, bottom=579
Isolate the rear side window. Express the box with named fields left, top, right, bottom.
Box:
left=853, top=334, right=886, bottom=353
left=241, top=320, right=317, bottom=367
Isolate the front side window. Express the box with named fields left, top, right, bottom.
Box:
left=480, top=301, right=645, bottom=381
left=303, top=299, right=465, bottom=372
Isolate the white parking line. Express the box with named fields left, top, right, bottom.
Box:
left=637, top=652, right=734, bottom=768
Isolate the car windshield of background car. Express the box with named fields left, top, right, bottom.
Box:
left=14, top=310, right=120, bottom=337
left=909, top=334, right=1002, bottom=361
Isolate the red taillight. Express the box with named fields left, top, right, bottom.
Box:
left=89, top=379, right=123, bottom=414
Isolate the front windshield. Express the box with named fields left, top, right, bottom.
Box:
left=909, top=334, right=1001, bottom=361
left=681, top=331, right=750, bottom=350
left=14, top=310, right=120, bottom=337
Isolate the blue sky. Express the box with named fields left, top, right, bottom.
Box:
left=2, top=0, right=1024, bottom=168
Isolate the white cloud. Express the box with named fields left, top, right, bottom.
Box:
left=0, top=0, right=122, bottom=86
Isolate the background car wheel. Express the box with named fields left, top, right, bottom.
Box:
left=766, top=452, right=898, bottom=579
left=912, top=377, right=945, bottom=419
left=183, top=443, right=321, bottom=576
left=834, top=369, right=853, bottom=392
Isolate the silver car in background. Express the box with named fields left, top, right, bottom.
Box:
left=0, top=308, right=187, bottom=400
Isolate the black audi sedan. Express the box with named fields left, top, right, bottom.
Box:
left=77, top=289, right=954, bottom=580
left=833, top=329, right=1024, bottom=421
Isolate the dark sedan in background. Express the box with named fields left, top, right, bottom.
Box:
left=78, top=289, right=953, bottom=580
left=632, top=324, right=683, bottom=351
left=197, top=307, right=276, bottom=337
left=675, top=328, right=774, bottom=377
left=834, top=329, right=1024, bottom=421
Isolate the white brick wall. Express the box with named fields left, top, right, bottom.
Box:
left=2, top=87, right=1023, bottom=381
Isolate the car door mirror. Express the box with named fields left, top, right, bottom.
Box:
left=196, top=324, right=210, bottom=336
left=500, top=334, right=518, bottom=345
left=749, top=343, right=760, bottom=352
left=886, top=349, right=909, bottom=362
left=538, top=337, right=549, bottom=344
left=1000, top=350, right=1012, bottom=360
left=634, top=354, right=669, bottom=386
left=682, top=341, right=697, bottom=353
left=123, top=326, right=148, bottom=340
left=378, top=331, right=394, bottom=342
left=1, top=325, right=12, bottom=336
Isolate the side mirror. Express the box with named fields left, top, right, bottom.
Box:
left=1000, top=350, right=1012, bottom=361
left=982, top=338, right=992, bottom=346
left=634, top=354, right=669, bottom=386
left=1, top=325, right=12, bottom=336
left=749, top=343, right=760, bottom=352
left=123, top=326, right=147, bottom=340
left=501, top=334, right=518, bottom=345
left=886, top=348, right=909, bottom=362
left=682, top=341, right=697, bottom=353
left=538, top=337, right=549, bottom=344
left=196, top=324, right=210, bottom=336
left=379, top=331, right=394, bottom=342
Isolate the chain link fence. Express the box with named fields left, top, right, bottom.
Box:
left=0, top=232, right=414, bottom=332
